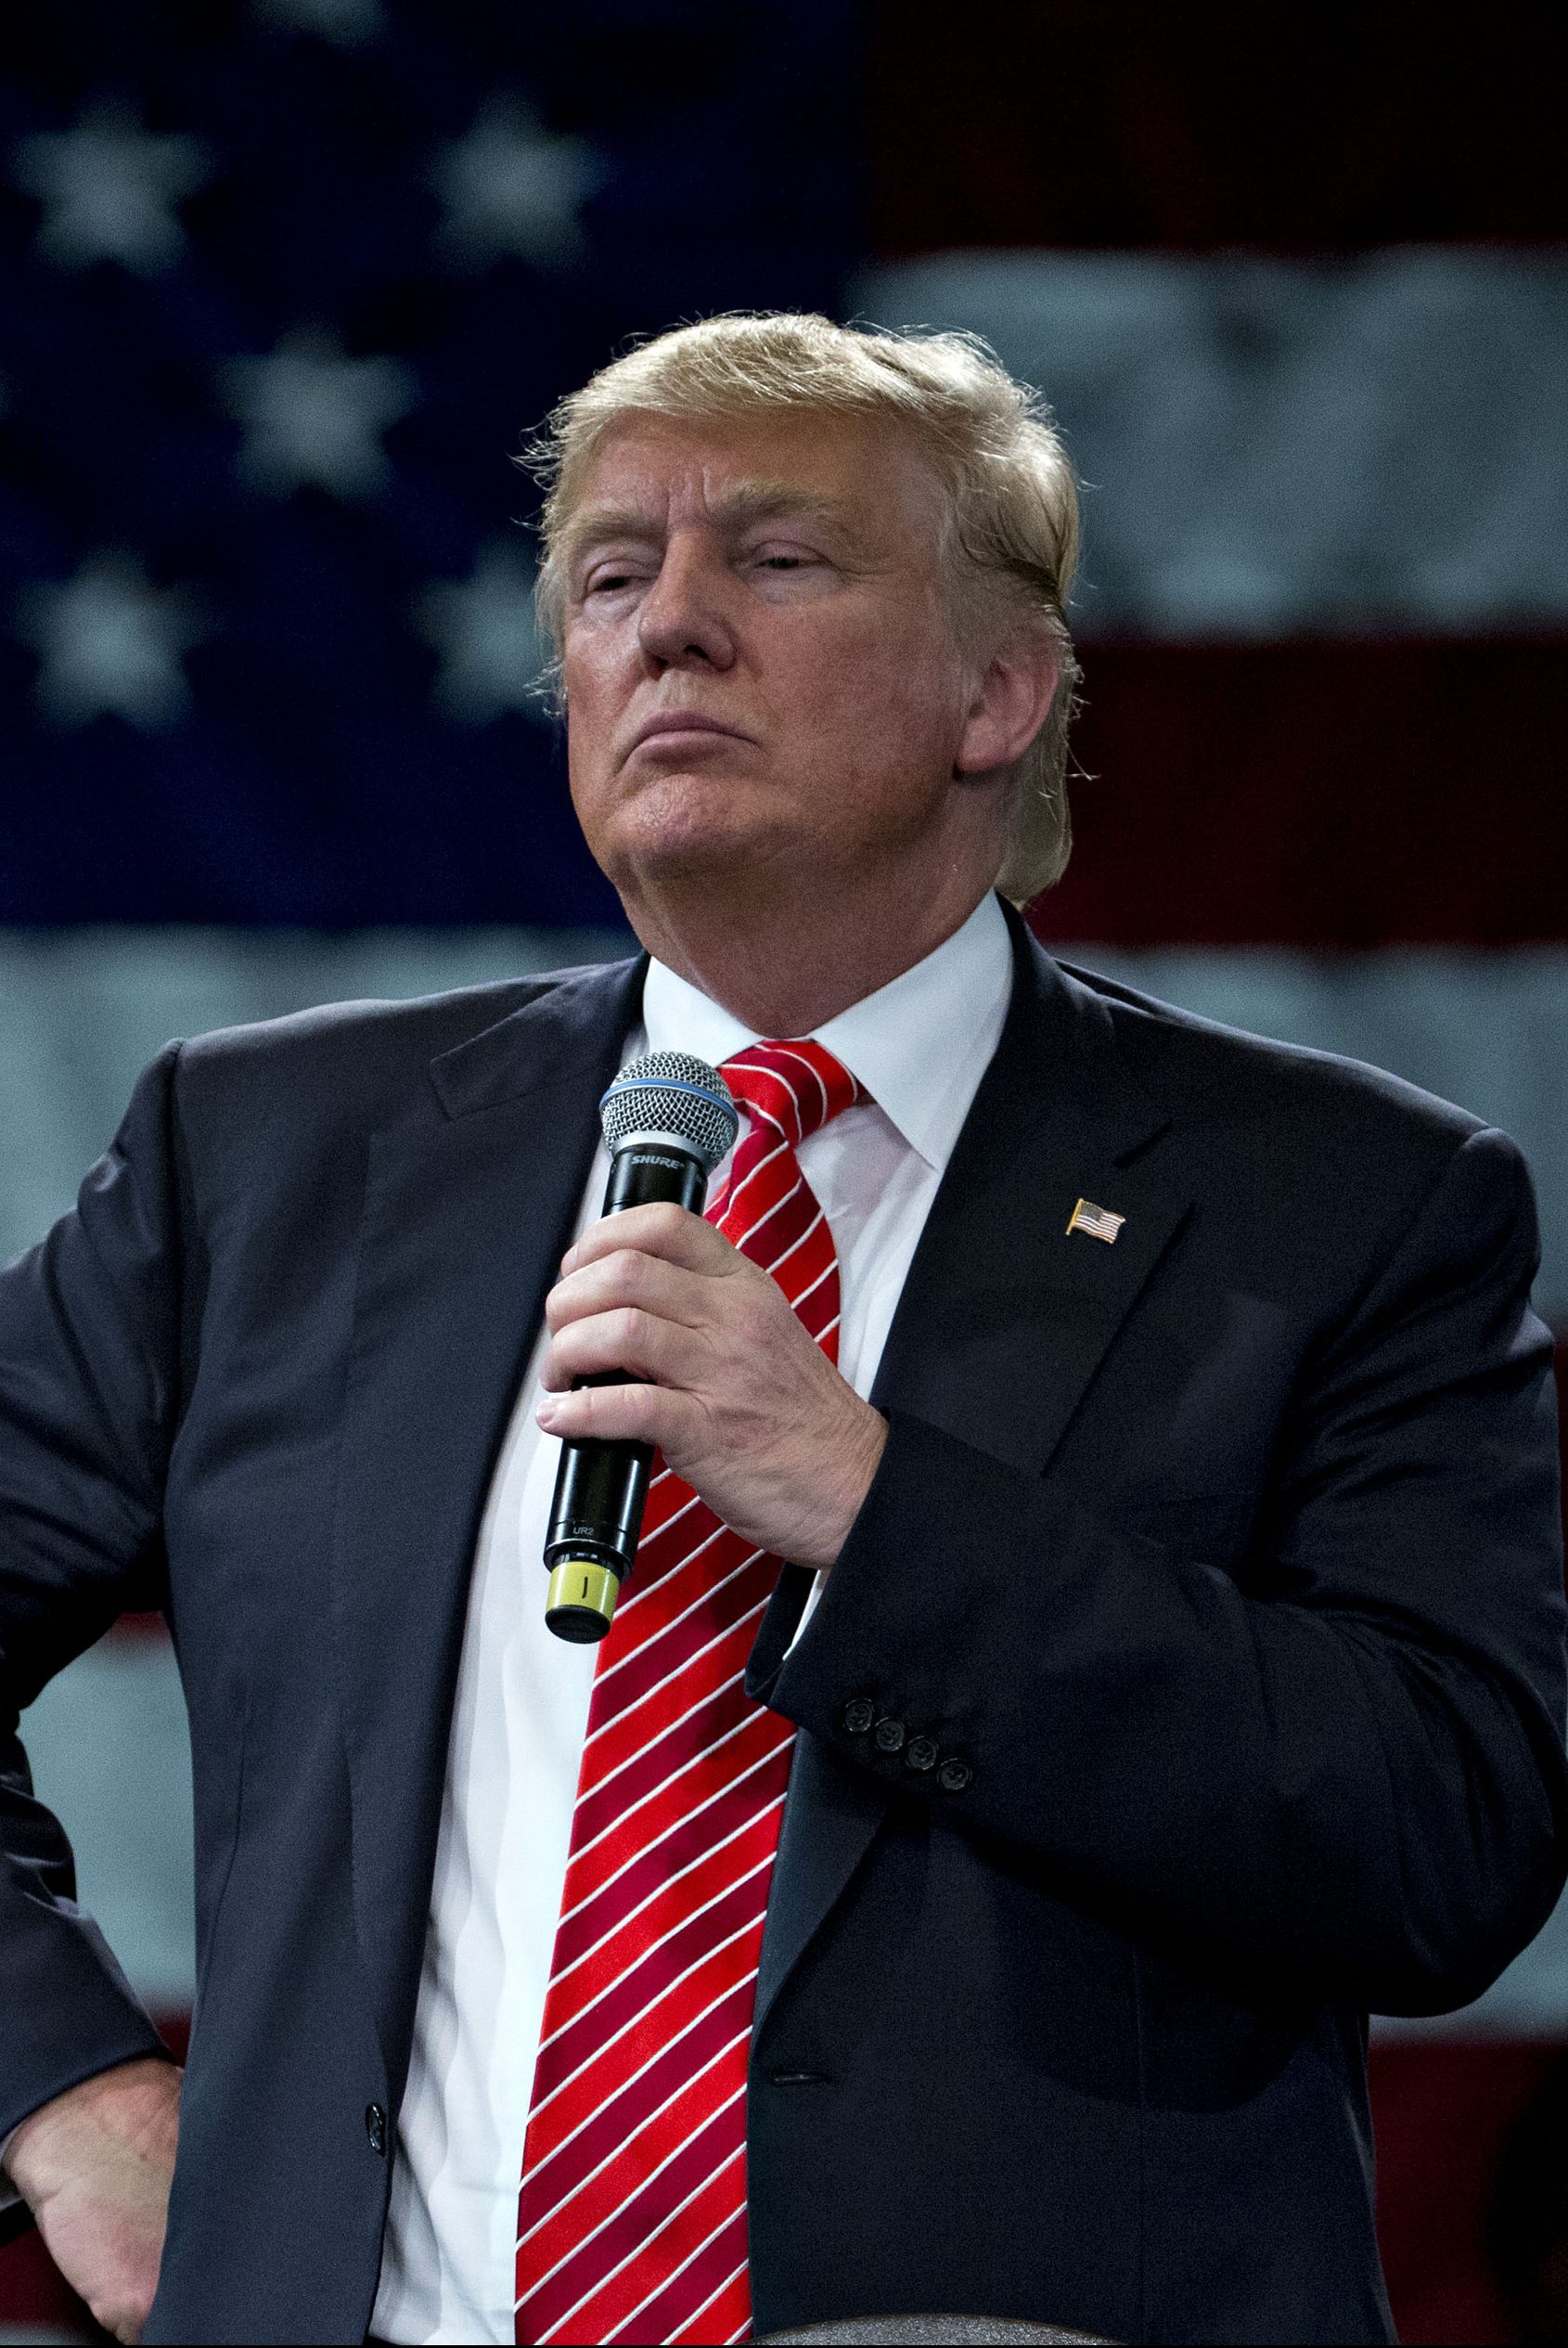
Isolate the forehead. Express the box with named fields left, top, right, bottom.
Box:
left=564, top=407, right=945, bottom=539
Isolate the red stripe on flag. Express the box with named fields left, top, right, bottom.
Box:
left=1032, top=639, right=1568, bottom=947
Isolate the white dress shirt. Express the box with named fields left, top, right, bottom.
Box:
left=370, top=893, right=1013, bottom=2344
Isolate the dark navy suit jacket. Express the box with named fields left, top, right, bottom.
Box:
left=1, top=913, right=1564, bottom=2345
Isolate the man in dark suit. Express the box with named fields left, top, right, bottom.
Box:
left=2, top=315, right=1563, bottom=2348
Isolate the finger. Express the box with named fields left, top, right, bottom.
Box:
left=535, top=1378, right=694, bottom=1449
left=545, top=1245, right=714, bottom=1336
left=539, top=1304, right=701, bottom=1394
left=563, top=1201, right=737, bottom=1278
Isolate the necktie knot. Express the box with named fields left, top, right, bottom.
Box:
left=719, top=1038, right=866, bottom=1149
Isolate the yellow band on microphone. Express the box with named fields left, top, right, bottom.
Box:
left=545, top=1558, right=622, bottom=1643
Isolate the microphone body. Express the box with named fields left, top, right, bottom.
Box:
left=544, top=1052, right=739, bottom=1644
left=543, top=1141, right=704, bottom=1637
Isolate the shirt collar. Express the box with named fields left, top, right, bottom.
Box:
left=639, top=891, right=1014, bottom=1175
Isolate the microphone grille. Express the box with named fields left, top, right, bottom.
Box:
left=599, top=1050, right=739, bottom=1171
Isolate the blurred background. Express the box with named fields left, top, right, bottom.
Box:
left=2, top=1, right=1566, bottom=2339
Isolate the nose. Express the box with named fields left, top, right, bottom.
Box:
left=635, top=531, right=737, bottom=674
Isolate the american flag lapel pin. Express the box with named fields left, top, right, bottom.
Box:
left=1066, top=1196, right=1125, bottom=1245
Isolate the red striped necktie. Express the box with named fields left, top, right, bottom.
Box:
left=514, top=1038, right=868, bottom=2348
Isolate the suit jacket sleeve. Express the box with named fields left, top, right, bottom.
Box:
left=0, top=1046, right=185, bottom=2158
left=752, top=1123, right=1568, bottom=2016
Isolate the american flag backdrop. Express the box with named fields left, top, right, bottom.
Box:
left=1, top=4, right=1565, bottom=2339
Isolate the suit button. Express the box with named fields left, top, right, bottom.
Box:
left=905, top=1735, right=939, bottom=1773
left=873, top=1716, right=906, bottom=1754
left=936, top=1757, right=972, bottom=1793
left=366, top=2103, right=388, bottom=2156
left=842, top=1697, right=876, bottom=1735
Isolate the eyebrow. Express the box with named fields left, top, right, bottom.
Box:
left=559, top=478, right=857, bottom=573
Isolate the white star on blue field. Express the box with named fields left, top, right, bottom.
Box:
left=19, top=555, right=203, bottom=729
left=431, top=97, right=607, bottom=271
left=252, top=0, right=386, bottom=45
left=14, top=101, right=211, bottom=274
left=219, top=334, right=418, bottom=499
left=416, top=542, right=553, bottom=724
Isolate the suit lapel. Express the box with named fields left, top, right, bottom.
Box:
left=756, top=920, right=1193, bottom=2038
left=330, top=955, right=643, bottom=2080
left=871, top=921, right=1191, bottom=1473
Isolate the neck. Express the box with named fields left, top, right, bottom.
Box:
left=618, top=853, right=998, bottom=1035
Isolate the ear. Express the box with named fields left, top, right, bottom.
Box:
left=954, top=635, right=1060, bottom=778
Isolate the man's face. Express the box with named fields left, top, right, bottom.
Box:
left=558, top=409, right=996, bottom=907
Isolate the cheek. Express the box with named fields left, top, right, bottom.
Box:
left=562, top=631, right=610, bottom=732
left=562, top=637, right=625, bottom=806
left=790, top=617, right=960, bottom=769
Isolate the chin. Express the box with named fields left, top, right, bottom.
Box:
left=592, top=778, right=791, bottom=890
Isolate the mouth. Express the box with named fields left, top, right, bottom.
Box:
left=625, top=712, right=754, bottom=759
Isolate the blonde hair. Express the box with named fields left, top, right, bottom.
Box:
left=525, top=312, right=1082, bottom=904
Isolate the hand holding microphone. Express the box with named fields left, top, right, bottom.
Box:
left=541, top=1051, right=739, bottom=1640
left=538, top=1048, right=887, bottom=1641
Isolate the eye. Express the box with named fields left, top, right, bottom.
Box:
left=583, top=565, right=643, bottom=598
left=749, top=545, right=824, bottom=575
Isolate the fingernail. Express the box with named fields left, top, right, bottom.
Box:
left=536, top=1395, right=560, bottom=1427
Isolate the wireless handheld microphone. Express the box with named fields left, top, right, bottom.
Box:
left=543, top=1051, right=739, bottom=1644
